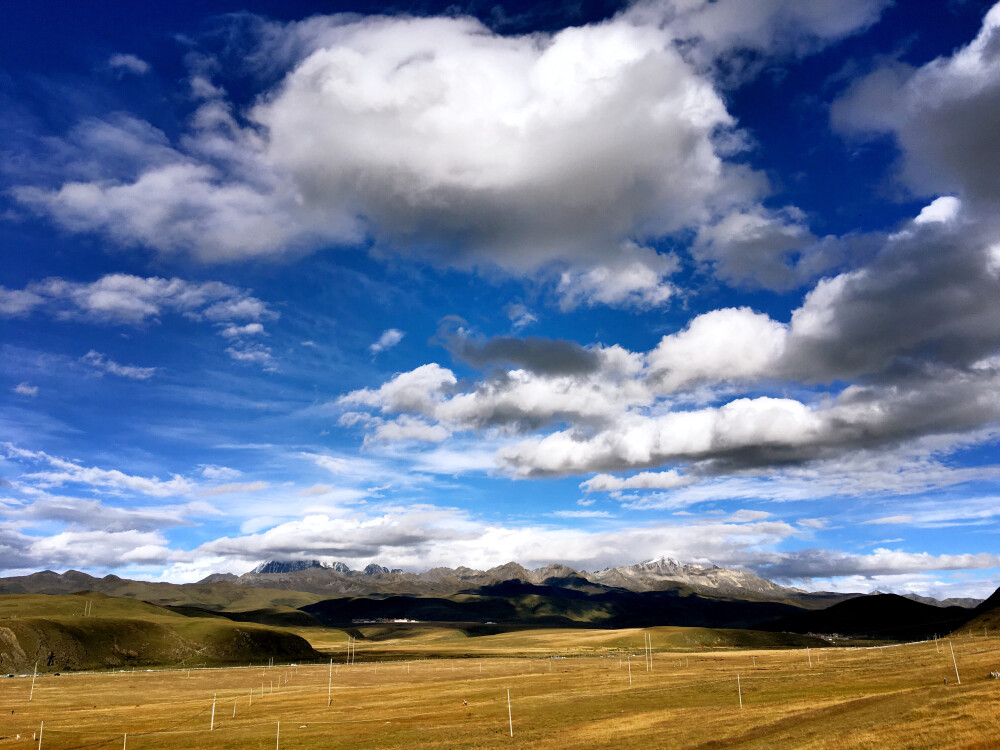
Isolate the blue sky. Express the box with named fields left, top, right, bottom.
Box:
left=3, top=0, right=1000, bottom=598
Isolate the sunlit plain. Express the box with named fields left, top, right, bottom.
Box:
left=5, top=626, right=1000, bottom=749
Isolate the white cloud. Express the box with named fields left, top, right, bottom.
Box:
left=10, top=3, right=894, bottom=308
left=499, top=396, right=825, bottom=477
left=13, top=382, right=38, bottom=397
left=201, top=465, right=241, bottom=480
left=186, top=507, right=797, bottom=572
left=28, top=529, right=180, bottom=568
left=369, top=328, right=405, bottom=354
left=368, top=416, right=451, bottom=445
left=757, top=547, right=1000, bottom=581
left=81, top=350, right=156, bottom=380
left=406, top=445, right=500, bottom=475
left=0, top=288, right=44, bottom=316
left=581, top=470, right=691, bottom=492
left=0, top=494, right=215, bottom=532
left=648, top=306, right=787, bottom=392
left=225, top=342, right=276, bottom=369
left=505, top=303, right=537, bottom=331
left=914, top=196, right=961, bottom=225
left=343, top=200, right=1000, bottom=483
left=10, top=9, right=835, bottom=308
left=3, top=442, right=193, bottom=498
left=106, top=53, right=150, bottom=76
left=342, top=363, right=457, bottom=415
left=161, top=501, right=999, bottom=592
left=0, top=274, right=275, bottom=325
left=556, top=244, right=680, bottom=310
left=341, top=346, right=649, bottom=437
left=220, top=322, right=265, bottom=338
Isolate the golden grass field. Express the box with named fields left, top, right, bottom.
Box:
left=3, top=624, right=1000, bottom=749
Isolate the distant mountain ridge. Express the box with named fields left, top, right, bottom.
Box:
left=250, top=559, right=403, bottom=576
left=0, top=559, right=982, bottom=620
left=589, top=556, right=802, bottom=599
left=235, top=556, right=975, bottom=609
left=758, top=592, right=974, bottom=640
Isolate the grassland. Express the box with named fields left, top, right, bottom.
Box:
left=3, top=621, right=1000, bottom=749
left=0, top=593, right=321, bottom=673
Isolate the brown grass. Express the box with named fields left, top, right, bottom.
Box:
left=2, top=628, right=999, bottom=749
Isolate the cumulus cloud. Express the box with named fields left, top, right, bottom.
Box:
left=81, top=350, right=156, bottom=380
left=13, top=382, right=38, bottom=397
left=499, top=396, right=827, bottom=477
left=341, top=345, right=649, bottom=435
left=783, top=213, right=1000, bottom=381
left=556, top=244, right=680, bottom=310
left=648, top=306, right=787, bottom=392
left=344, top=195, right=1000, bottom=483
left=8, top=5, right=887, bottom=306
left=503, top=370, right=1000, bottom=477
left=832, top=4, right=1000, bottom=207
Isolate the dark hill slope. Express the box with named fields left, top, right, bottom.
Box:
left=303, top=581, right=804, bottom=629
left=947, top=585, right=1000, bottom=636
left=757, top=593, right=973, bottom=640
left=0, top=593, right=322, bottom=673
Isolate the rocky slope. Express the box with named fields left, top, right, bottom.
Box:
left=0, top=558, right=980, bottom=611
left=231, top=557, right=822, bottom=602
left=589, top=556, right=803, bottom=598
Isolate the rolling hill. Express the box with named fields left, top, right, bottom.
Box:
left=756, top=592, right=974, bottom=640
left=302, top=577, right=812, bottom=630
left=0, top=570, right=323, bottom=611
left=0, top=592, right=322, bottom=673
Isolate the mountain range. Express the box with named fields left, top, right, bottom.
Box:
left=211, top=557, right=980, bottom=608
left=0, top=557, right=990, bottom=639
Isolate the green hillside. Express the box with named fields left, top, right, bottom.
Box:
left=0, top=592, right=322, bottom=673
left=0, top=571, right=323, bottom=611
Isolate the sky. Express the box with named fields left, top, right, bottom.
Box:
left=2, top=0, right=1000, bottom=598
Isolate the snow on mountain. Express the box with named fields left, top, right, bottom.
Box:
left=250, top=559, right=332, bottom=575
left=591, top=556, right=805, bottom=597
